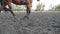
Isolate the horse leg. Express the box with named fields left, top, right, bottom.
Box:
left=0, top=7, right=2, bottom=12
left=22, top=4, right=31, bottom=19
left=24, top=4, right=31, bottom=19
left=7, top=2, right=16, bottom=18
left=0, top=4, right=6, bottom=13
left=0, top=0, right=6, bottom=12
left=0, top=3, right=4, bottom=12
left=0, top=0, right=3, bottom=12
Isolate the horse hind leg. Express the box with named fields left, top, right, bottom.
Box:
left=0, top=7, right=2, bottom=12
left=0, top=0, right=5, bottom=13
left=0, top=3, right=4, bottom=13
left=0, top=0, right=2, bottom=12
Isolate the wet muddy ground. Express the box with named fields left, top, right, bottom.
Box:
left=0, top=12, right=60, bottom=34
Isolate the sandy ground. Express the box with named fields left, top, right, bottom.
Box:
left=0, top=12, right=60, bottom=34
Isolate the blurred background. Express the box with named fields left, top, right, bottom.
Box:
left=6, top=0, right=60, bottom=12
left=0, top=0, right=60, bottom=34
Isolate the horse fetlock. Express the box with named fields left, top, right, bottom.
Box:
left=27, top=10, right=31, bottom=14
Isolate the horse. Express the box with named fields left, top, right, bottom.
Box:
left=0, top=0, right=40, bottom=19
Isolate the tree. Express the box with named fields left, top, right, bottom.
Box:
left=35, top=3, right=45, bottom=11
left=55, top=4, right=60, bottom=11
left=48, top=4, right=55, bottom=11
left=50, top=4, right=60, bottom=11
left=12, top=4, right=26, bottom=11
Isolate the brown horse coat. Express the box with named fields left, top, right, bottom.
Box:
left=0, top=0, right=39, bottom=19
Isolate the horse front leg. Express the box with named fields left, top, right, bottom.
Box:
left=22, top=4, right=31, bottom=19
left=26, top=3, right=32, bottom=19
left=7, top=2, right=17, bottom=19
left=25, top=7, right=31, bottom=19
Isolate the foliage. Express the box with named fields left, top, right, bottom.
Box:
left=12, top=5, right=26, bottom=11
left=55, top=4, right=60, bottom=11
left=49, top=4, right=60, bottom=11
left=35, top=3, right=45, bottom=11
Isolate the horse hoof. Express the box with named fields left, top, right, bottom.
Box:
left=20, top=16, right=29, bottom=20
left=24, top=16, right=29, bottom=19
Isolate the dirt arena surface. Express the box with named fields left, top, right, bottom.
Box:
left=0, top=12, right=60, bottom=34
